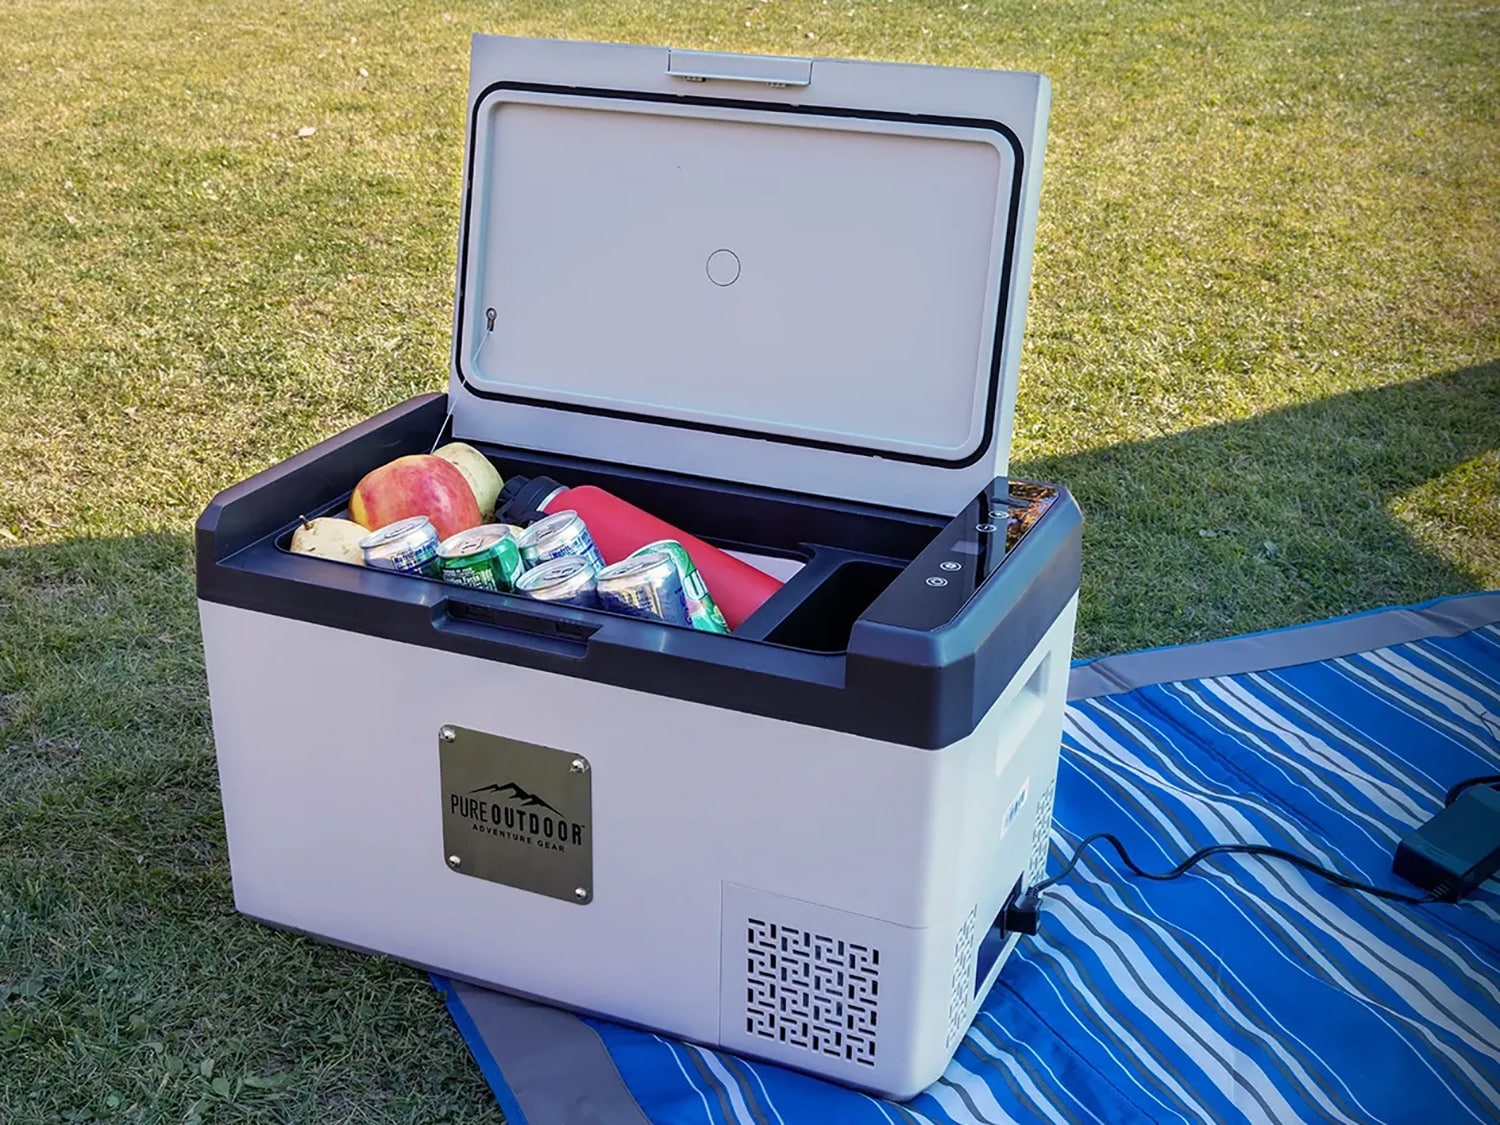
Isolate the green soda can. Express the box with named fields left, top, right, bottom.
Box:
left=468, top=524, right=529, bottom=585
left=629, top=539, right=730, bottom=634
left=436, top=526, right=525, bottom=592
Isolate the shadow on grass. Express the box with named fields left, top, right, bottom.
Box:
left=1016, top=360, right=1500, bottom=656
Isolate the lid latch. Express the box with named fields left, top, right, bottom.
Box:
left=665, top=49, right=812, bottom=88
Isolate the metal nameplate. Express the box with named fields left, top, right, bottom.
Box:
left=438, top=725, right=593, bottom=905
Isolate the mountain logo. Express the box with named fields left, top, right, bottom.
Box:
left=468, top=781, right=562, bottom=816
left=447, top=768, right=584, bottom=854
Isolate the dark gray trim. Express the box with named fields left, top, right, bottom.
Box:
left=447, top=980, right=654, bottom=1125
left=1068, top=592, right=1500, bottom=701
left=195, top=393, right=1084, bottom=750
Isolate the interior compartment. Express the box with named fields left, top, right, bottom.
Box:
left=759, top=560, right=906, bottom=654
left=271, top=435, right=945, bottom=655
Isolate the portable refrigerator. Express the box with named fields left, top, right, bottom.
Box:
left=195, top=34, right=1081, bottom=1099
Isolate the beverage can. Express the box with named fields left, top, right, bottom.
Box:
left=517, top=510, right=605, bottom=571
left=597, top=552, right=693, bottom=627
left=629, top=539, right=730, bottom=634
left=437, top=526, right=525, bottom=592
left=514, top=555, right=599, bottom=608
left=359, top=516, right=441, bottom=578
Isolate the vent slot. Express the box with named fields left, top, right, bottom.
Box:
left=946, top=906, right=978, bottom=1049
left=1028, top=777, right=1057, bottom=883
left=744, top=917, right=880, bottom=1066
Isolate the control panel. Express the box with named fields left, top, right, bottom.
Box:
left=861, top=479, right=1061, bottom=632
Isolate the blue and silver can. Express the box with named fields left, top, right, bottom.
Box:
left=359, top=515, right=441, bottom=578
left=596, top=552, right=692, bottom=626
left=627, top=539, right=730, bottom=634
left=516, top=510, right=604, bottom=571
left=514, top=555, right=599, bottom=608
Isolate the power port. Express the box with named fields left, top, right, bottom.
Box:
left=974, top=876, right=1028, bottom=996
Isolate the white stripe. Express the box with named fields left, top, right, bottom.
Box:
left=943, top=1059, right=1029, bottom=1125
left=1080, top=861, right=1376, bottom=1123
left=870, top=1104, right=912, bottom=1125
left=1053, top=753, right=1194, bottom=859
left=971, top=1019, right=1110, bottom=1125
left=692, top=1046, right=759, bottom=1125
left=1213, top=675, right=1427, bottom=825
left=1053, top=733, right=1196, bottom=857
left=1068, top=702, right=1340, bottom=870
left=1251, top=669, right=1440, bottom=813
left=1317, top=660, right=1454, bottom=789
left=1064, top=708, right=1500, bottom=1083
left=656, top=1035, right=722, bottom=1125
left=1187, top=678, right=1401, bottom=852
left=737, top=1063, right=788, bottom=1125
left=1467, top=899, right=1500, bottom=923
left=1334, top=656, right=1495, bottom=758
left=1243, top=671, right=1500, bottom=1003
left=961, top=1024, right=1085, bottom=1125
left=1159, top=682, right=1367, bottom=867
left=1186, top=868, right=1500, bottom=1124
left=1211, top=857, right=1500, bottom=1092
left=1332, top=880, right=1500, bottom=1012
left=1075, top=693, right=1326, bottom=845
left=1049, top=893, right=1307, bottom=1125
left=1369, top=647, right=1500, bottom=739
left=1021, top=938, right=1211, bottom=1121
left=1066, top=709, right=1263, bottom=855
left=1013, top=942, right=1198, bottom=1124
left=1402, top=638, right=1500, bottom=721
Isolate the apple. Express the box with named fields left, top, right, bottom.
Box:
left=349, top=454, right=482, bottom=540
left=434, top=442, right=503, bottom=520
left=289, top=517, right=367, bottom=565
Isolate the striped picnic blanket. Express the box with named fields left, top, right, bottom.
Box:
left=436, top=592, right=1500, bottom=1124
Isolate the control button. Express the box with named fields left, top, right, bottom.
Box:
left=925, top=576, right=949, bottom=588
left=976, top=523, right=998, bottom=534
left=939, top=561, right=962, bottom=572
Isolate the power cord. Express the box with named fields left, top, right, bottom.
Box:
left=1445, top=775, right=1500, bottom=807
left=1026, top=832, right=1436, bottom=905
left=1002, top=771, right=1500, bottom=932
left=1002, top=832, right=1434, bottom=933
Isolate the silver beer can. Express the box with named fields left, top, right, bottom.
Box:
left=514, top=555, right=599, bottom=608
left=596, top=552, right=692, bottom=627
left=358, top=515, right=441, bottom=577
left=516, top=510, right=605, bottom=571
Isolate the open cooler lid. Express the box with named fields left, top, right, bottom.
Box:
left=449, top=35, right=1050, bottom=515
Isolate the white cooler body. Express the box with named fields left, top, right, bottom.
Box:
left=200, top=591, right=1074, bottom=1098
left=195, top=34, right=1077, bottom=1100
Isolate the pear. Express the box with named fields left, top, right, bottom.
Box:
left=289, top=517, right=368, bottom=565
left=434, top=442, right=504, bottom=520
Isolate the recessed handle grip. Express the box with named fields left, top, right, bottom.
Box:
left=433, top=593, right=598, bottom=660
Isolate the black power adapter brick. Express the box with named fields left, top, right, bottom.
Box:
left=1393, top=784, right=1500, bottom=902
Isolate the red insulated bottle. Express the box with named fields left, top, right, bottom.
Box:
left=497, top=477, right=783, bottom=630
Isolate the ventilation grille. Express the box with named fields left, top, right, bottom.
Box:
left=1028, top=777, right=1057, bottom=883
left=744, top=918, right=880, bottom=1066
left=946, top=905, right=979, bottom=1049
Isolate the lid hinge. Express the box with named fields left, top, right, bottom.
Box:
left=666, top=49, right=812, bottom=88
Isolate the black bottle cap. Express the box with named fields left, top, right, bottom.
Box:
left=496, top=475, right=566, bottom=524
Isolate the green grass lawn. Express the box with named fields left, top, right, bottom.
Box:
left=1, top=0, right=1496, bottom=1120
